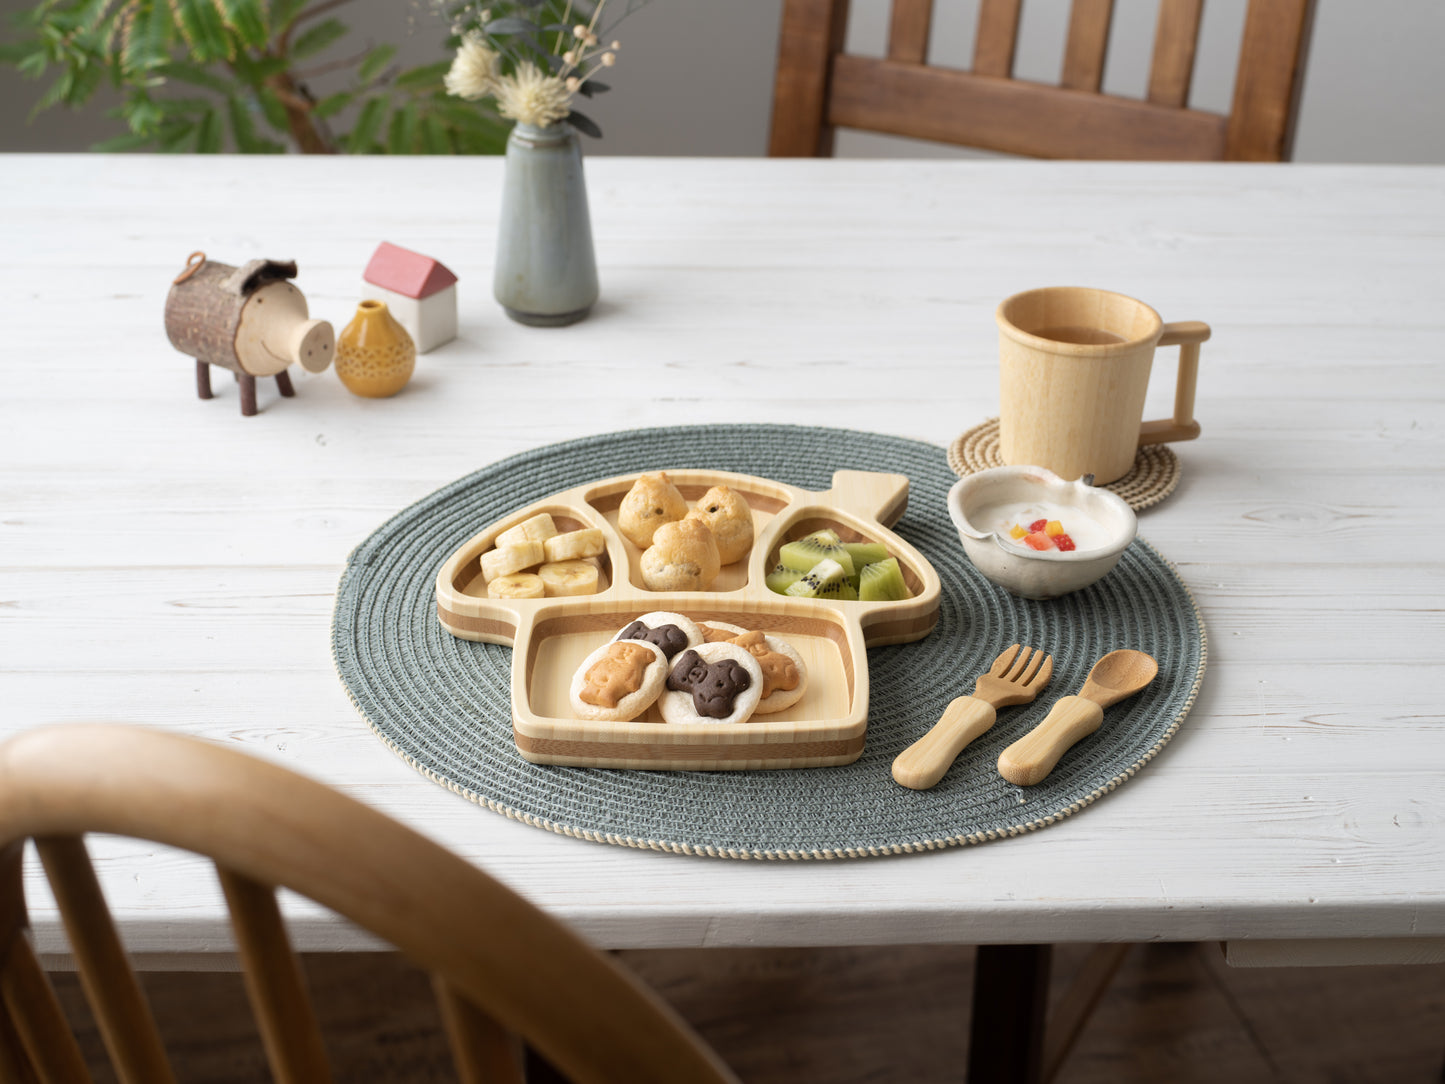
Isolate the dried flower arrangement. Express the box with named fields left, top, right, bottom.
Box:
left=440, top=0, right=646, bottom=137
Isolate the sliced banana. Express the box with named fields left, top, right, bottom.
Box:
left=487, top=572, right=545, bottom=599
left=481, top=541, right=545, bottom=583
left=538, top=559, right=600, bottom=597
left=544, top=527, right=605, bottom=562
left=496, top=513, right=558, bottom=549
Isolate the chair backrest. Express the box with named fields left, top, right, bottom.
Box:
left=0, top=725, right=739, bottom=1084
left=770, top=0, right=1316, bottom=161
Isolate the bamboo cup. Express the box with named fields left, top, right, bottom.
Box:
left=997, top=287, right=1211, bottom=485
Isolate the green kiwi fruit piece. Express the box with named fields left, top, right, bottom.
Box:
left=779, top=537, right=855, bottom=577
left=841, top=541, right=890, bottom=567
left=803, top=528, right=841, bottom=545
left=765, top=564, right=805, bottom=594
left=858, top=557, right=910, bottom=602
left=784, top=557, right=848, bottom=598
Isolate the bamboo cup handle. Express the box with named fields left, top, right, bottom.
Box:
left=892, top=696, right=997, bottom=790
left=1139, top=320, right=1210, bottom=447
left=997, top=695, right=1105, bottom=786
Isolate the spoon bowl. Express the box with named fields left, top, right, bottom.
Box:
left=1078, top=650, right=1158, bottom=707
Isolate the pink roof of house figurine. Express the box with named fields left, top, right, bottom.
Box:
left=361, top=242, right=458, bottom=354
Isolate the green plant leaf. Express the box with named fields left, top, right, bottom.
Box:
left=171, top=0, right=231, bottom=61
left=392, top=59, right=449, bottom=91
left=121, top=0, right=175, bottom=75
left=156, top=117, right=196, bottom=149
left=268, top=0, right=308, bottom=33
left=226, top=93, right=262, bottom=150
left=386, top=101, right=416, bottom=153
left=345, top=95, right=385, bottom=152
left=313, top=89, right=353, bottom=118
left=216, top=0, right=268, bottom=50
left=565, top=108, right=600, bottom=138
left=478, top=15, right=536, bottom=35
left=420, top=111, right=449, bottom=154
left=157, top=59, right=232, bottom=93
left=357, top=42, right=395, bottom=82
left=15, top=49, right=49, bottom=78
left=576, top=79, right=608, bottom=97
left=255, top=85, right=289, bottom=132
left=195, top=105, right=222, bottom=150
left=289, top=17, right=346, bottom=59
left=91, top=129, right=156, bottom=151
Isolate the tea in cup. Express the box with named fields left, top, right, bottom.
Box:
left=996, top=287, right=1210, bottom=485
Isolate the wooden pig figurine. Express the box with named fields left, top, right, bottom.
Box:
left=165, top=252, right=334, bottom=416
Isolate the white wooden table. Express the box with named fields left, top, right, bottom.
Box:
left=2, top=155, right=1442, bottom=975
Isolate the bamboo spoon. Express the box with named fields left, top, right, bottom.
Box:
left=997, top=650, right=1158, bottom=786
left=892, top=644, right=1053, bottom=790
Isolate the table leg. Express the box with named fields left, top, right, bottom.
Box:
left=967, top=944, right=1051, bottom=1084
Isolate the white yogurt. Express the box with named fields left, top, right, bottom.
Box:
left=983, top=500, right=1115, bottom=552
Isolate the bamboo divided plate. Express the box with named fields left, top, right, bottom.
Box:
left=435, top=469, right=942, bottom=771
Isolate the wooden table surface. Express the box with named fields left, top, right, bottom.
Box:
left=2, top=154, right=1441, bottom=963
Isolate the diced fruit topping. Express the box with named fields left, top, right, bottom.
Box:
left=1007, top=518, right=1081, bottom=554
left=1029, top=519, right=1048, bottom=532
left=1054, top=534, right=1076, bottom=552
left=1024, top=531, right=1053, bottom=551
left=1009, top=524, right=1028, bottom=540
left=1045, top=520, right=1064, bottom=538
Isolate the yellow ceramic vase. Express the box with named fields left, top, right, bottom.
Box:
left=335, top=300, right=416, bottom=398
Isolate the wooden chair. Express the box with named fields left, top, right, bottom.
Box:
left=0, top=724, right=739, bottom=1084
left=770, top=0, right=1316, bottom=161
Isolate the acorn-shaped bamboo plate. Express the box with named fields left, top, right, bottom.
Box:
left=435, top=469, right=941, bottom=770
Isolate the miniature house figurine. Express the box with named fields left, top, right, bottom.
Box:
left=165, top=253, right=334, bottom=417
left=361, top=242, right=458, bottom=354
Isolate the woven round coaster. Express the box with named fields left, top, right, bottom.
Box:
left=333, top=425, right=1206, bottom=860
left=948, top=418, right=1181, bottom=512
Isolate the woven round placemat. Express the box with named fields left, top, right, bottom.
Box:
left=333, top=425, right=1206, bottom=860
left=948, top=417, right=1181, bottom=511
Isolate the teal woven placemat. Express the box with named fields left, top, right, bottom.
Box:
left=333, top=425, right=1206, bottom=860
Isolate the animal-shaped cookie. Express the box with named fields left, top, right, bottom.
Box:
left=613, top=611, right=704, bottom=659
left=659, top=642, right=764, bottom=725
left=618, top=472, right=688, bottom=549
left=568, top=639, right=669, bottom=722
left=729, top=630, right=807, bottom=715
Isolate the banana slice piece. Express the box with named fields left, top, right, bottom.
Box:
left=544, top=528, right=605, bottom=563
left=487, top=572, right=545, bottom=599
left=538, top=559, right=600, bottom=597
left=481, top=541, right=545, bottom=583
left=497, top=513, right=558, bottom=549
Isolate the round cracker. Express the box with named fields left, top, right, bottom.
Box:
left=731, top=632, right=808, bottom=715
left=659, top=642, right=764, bottom=726
left=611, top=611, right=704, bottom=658
left=568, top=639, right=668, bottom=722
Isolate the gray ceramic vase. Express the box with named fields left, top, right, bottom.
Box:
left=493, top=122, right=599, bottom=327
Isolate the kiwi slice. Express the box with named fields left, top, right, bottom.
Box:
left=765, top=564, right=804, bottom=594
left=816, top=578, right=859, bottom=602
left=859, top=557, right=910, bottom=602
left=842, top=541, right=890, bottom=568
left=779, top=536, right=855, bottom=577
left=803, top=528, right=842, bottom=545
left=784, top=557, right=848, bottom=598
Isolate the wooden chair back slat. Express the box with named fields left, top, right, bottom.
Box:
left=0, top=1007, right=39, bottom=1084
left=771, top=0, right=1314, bottom=161
left=886, top=0, right=933, bottom=64
left=1147, top=0, right=1204, bottom=107
left=433, top=977, right=525, bottom=1084
left=828, top=56, right=1226, bottom=160
left=1224, top=0, right=1315, bottom=161
left=1060, top=0, right=1115, bottom=92
left=216, top=867, right=332, bottom=1084
left=973, top=0, right=1023, bottom=77
left=33, top=838, right=174, bottom=1084
left=0, top=935, right=88, bottom=1084
left=768, top=0, right=850, bottom=156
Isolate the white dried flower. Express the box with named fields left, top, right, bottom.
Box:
left=563, top=49, right=576, bottom=65
left=444, top=34, right=501, bottom=101
left=493, top=61, right=573, bottom=128
left=573, top=24, right=587, bottom=38
left=610, top=40, right=620, bottom=49
left=600, top=51, right=615, bottom=66
left=565, top=76, right=580, bottom=91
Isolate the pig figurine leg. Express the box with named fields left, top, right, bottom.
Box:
left=196, top=360, right=213, bottom=400
left=239, top=374, right=257, bottom=417
left=275, top=371, right=296, bottom=398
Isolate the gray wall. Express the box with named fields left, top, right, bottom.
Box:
left=3, top=0, right=1443, bottom=162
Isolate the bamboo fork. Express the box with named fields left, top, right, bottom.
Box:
left=892, top=644, right=1054, bottom=790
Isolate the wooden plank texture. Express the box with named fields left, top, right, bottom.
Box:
left=1061, top=0, right=1115, bottom=92
left=887, top=0, right=933, bottom=64
left=1148, top=0, right=1204, bottom=106
left=973, top=0, right=1023, bottom=77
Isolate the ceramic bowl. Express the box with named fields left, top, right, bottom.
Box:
left=947, top=466, right=1137, bottom=600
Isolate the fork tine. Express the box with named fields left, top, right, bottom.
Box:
left=1004, top=645, right=1034, bottom=681
left=989, top=644, right=1021, bottom=677
left=1025, top=653, right=1054, bottom=688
